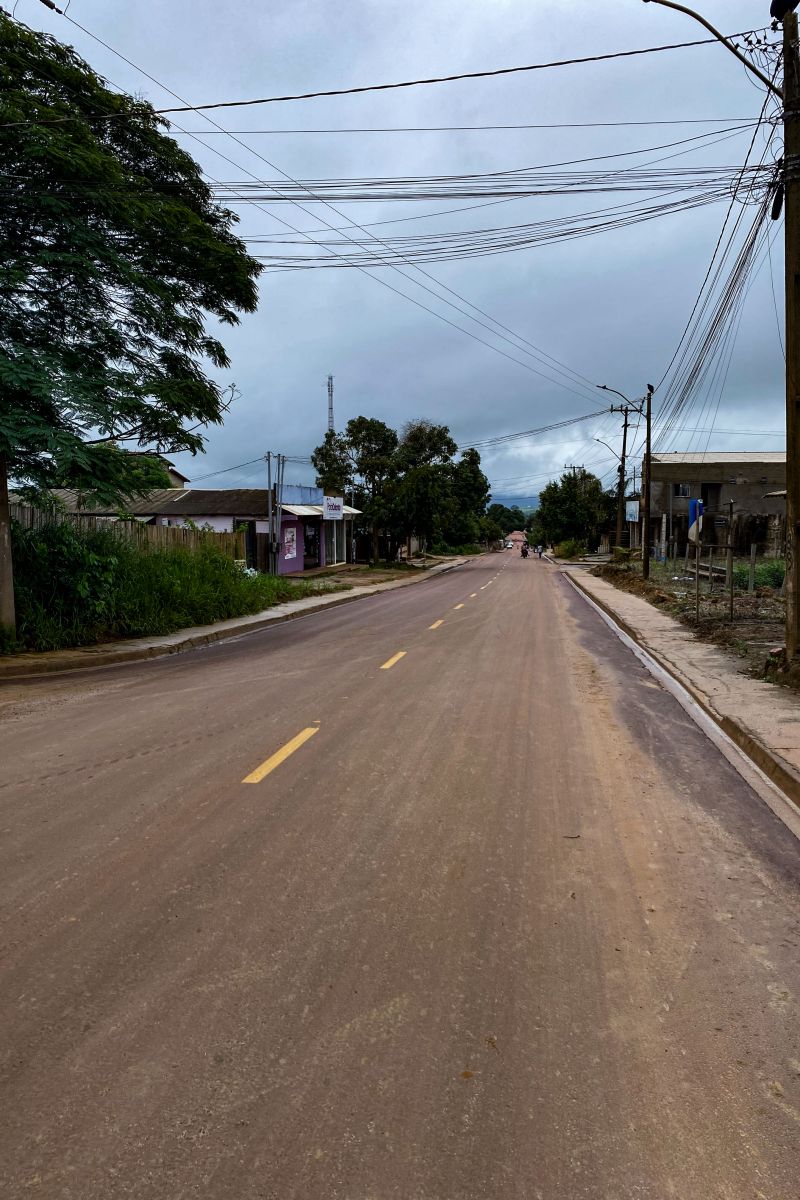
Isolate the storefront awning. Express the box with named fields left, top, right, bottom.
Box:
left=281, top=504, right=321, bottom=517
left=281, top=503, right=362, bottom=517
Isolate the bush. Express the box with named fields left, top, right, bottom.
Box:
left=555, top=538, right=586, bottom=560
left=8, top=519, right=317, bottom=652
left=732, top=559, right=785, bottom=590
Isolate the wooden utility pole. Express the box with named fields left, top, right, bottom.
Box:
left=784, top=12, right=800, bottom=658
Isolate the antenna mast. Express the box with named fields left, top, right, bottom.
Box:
left=327, top=374, right=334, bottom=433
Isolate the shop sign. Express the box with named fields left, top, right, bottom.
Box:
left=323, top=495, right=344, bottom=520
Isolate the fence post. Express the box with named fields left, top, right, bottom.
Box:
left=708, top=548, right=714, bottom=594
left=748, top=543, right=757, bottom=595
left=728, top=541, right=734, bottom=622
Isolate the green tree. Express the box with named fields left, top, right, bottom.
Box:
left=486, top=503, right=526, bottom=536
left=343, top=416, right=398, bottom=562
left=396, top=418, right=457, bottom=470
left=532, top=469, right=615, bottom=549
left=311, top=430, right=353, bottom=495
left=0, top=14, right=262, bottom=636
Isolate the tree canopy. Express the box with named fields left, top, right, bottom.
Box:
left=0, top=14, right=263, bottom=631
left=528, top=469, right=616, bottom=549
left=311, top=416, right=491, bottom=559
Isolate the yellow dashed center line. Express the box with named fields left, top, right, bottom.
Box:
left=429, top=619, right=444, bottom=630
left=470, top=593, right=477, bottom=598
left=454, top=603, right=464, bottom=610
left=243, top=726, right=319, bottom=784
left=380, top=650, right=407, bottom=670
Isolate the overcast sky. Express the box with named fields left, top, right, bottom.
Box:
left=22, top=0, right=787, bottom=501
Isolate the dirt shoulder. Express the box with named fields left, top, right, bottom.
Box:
left=593, top=562, right=786, bottom=685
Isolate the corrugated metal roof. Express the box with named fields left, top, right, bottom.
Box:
left=18, top=489, right=362, bottom=519
left=651, top=452, right=785, bottom=465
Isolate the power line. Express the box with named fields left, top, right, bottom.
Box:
left=166, top=118, right=760, bottom=135
left=11, top=12, right=771, bottom=127
left=43, top=12, right=607, bottom=409
left=79, top=27, right=775, bottom=116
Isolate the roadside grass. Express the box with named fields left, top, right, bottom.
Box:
left=4, top=520, right=349, bottom=653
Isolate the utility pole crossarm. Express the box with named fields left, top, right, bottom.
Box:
left=642, top=0, right=782, bottom=97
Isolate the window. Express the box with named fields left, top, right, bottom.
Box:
left=673, top=483, right=690, bottom=498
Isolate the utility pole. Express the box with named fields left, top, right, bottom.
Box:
left=266, top=451, right=273, bottom=574
left=641, top=5, right=795, bottom=639
left=783, top=12, right=800, bottom=658
left=597, top=383, right=652, bottom=562
left=0, top=456, right=15, bottom=638
left=642, top=383, right=654, bottom=581
left=609, top=405, right=631, bottom=548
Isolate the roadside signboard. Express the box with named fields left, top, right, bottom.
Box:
left=323, top=495, right=344, bottom=520
left=625, top=500, right=640, bottom=524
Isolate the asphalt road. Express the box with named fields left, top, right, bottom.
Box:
left=1, top=553, right=799, bottom=1199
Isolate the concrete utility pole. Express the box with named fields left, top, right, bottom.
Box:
left=0, top=456, right=15, bottom=638
left=642, top=384, right=654, bottom=581
left=640, top=5, right=796, bottom=638
left=597, top=384, right=651, bottom=559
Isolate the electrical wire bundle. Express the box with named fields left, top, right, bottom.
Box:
left=653, top=106, right=782, bottom=454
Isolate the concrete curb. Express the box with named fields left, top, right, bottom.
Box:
left=565, top=568, right=800, bottom=817
left=0, top=559, right=470, bottom=681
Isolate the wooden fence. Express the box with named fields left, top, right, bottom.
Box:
left=10, top=504, right=246, bottom=560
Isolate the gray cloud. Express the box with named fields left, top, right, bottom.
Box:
left=24, top=0, right=785, bottom=498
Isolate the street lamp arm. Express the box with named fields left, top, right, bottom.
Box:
left=597, top=383, right=630, bottom=404
left=642, top=0, right=782, bottom=97
left=595, top=437, right=622, bottom=462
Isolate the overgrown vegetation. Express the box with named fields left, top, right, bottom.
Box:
left=732, top=560, right=785, bottom=590
left=0, top=12, right=262, bottom=641
left=554, top=538, right=587, bottom=560
left=2, top=520, right=323, bottom=653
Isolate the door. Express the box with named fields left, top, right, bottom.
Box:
left=303, top=521, right=319, bottom=569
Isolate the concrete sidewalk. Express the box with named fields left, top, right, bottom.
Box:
left=565, top=565, right=800, bottom=816
left=0, top=558, right=472, bottom=680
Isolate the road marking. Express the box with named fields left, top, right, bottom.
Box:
left=429, top=619, right=444, bottom=629
left=470, top=593, right=477, bottom=598
left=380, top=651, right=407, bottom=670
left=480, top=585, right=488, bottom=590
left=454, top=603, right=464, bottom=610
left=242, top=726, right=319, bottom=784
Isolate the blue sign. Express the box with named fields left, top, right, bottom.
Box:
left=688, top=499, right=704, bottom=543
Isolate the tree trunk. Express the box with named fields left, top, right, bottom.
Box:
left=0, top=454, right=16, bottom=639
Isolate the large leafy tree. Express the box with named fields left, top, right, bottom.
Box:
left=486, top=503, right=526, bottom=536
left=531, top=469, right=616, bottom=548
left=0, top=14, right=262, bottom=635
